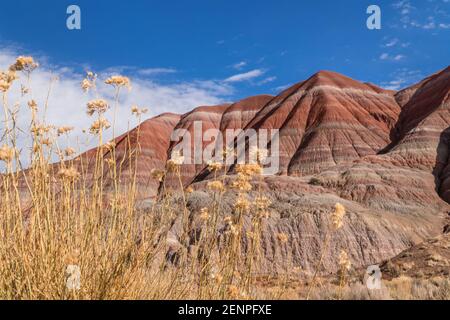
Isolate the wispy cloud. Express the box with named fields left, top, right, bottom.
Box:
left=392, top=0, right=450, bottom=29
left=382, top=36, right=410, bottom=49
left=379, top=53, right=406, bottom=61
left=393, top=0, right=415, bottom=15
left=99, top=65, right=177, bottom=77
left=137, top=68, right=177, bottom=76
left=258, top=76, right=277, bottom=85
left=383, top=38, right=399, bottom=47
left=224, top=69, right=265, bottom=83
left=231, top=61, right=247, bottom=70
left=381, top=68, right=423, bottom=90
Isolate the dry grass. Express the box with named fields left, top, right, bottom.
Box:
left=0, top=57, right=447, bottom=300
left=0, top=57, right=287, bottom=300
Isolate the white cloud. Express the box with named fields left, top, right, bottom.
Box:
left=258, top=76, right=277, bottom=85
left=96, top=66, right=177, bottom=77
left=224, top=69, right=265, bottom=83
left=384, top=38, right=399, bottom=47
left=381, top=68, right=423, bottom=90
left=137, top=68, right=177, bottom=76
left=393, top=1, right=415, bottom=16
left=232, top=61, right=247, bottom=70
left=379, top=53, right=405, bottom=61
left=0, top=48, right=232, bottom=165
left=392, top=0, right=450, bottom=29
left=382, top=37, right=410, bottom=49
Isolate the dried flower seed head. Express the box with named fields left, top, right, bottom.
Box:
left=151, top=169, right=165, bottom=182
left=199, top=208, right=209, bottom=221
left=229, top=225, right=238, bottom=235
left=236, top=163, right=262, bottom=177
left=58, top=167, right=80, bottom=182
left=234, top=193, right=250, bottom=213
left=131, top=105, right=148, bottom=116
left=0, top=81, right=10, bottom=92
left=27, top=99, right=38, bottom=111
left=87, top=99, right=109, bottom=116
left=57, top=126, right=74, bottom=136
left=81, top=79, right=92, bottom=92
left=254, top=195, right=271, bottom=211
left=0, top=70, right=18, bottom=92
left=224, top=216, right=233, bottom=226
left=171, top=150, right=184, bottom=164
left=89, top=118, right=110, bottom=134
left=10, top=56, right=39, bottom=72
left=166, top=150, right=184, bottom=170
left=339, top=250, right=352, bottom=271
left=231, top=173, right=252, bottom=192
left=20, top=85, right=29, bottom=95
left=64, top=147, right=76, bottom=157
left=207, top=180, right=225, bottom=193
left=103, top=141, right=116, bottom=151
left=207, top=160, right=223, bottom=172
left=105, top=75, right=131, bottom=89
left=0, top=145, right=14, bottom=163
left=331, top=202, right=346, bottom=231
left=30, top=124, right=51, bottom=136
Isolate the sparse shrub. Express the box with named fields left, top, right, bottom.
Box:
left=309, top=177, right=321, bottom=186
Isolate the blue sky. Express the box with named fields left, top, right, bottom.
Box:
left=0, top=0, right=449, bottom=109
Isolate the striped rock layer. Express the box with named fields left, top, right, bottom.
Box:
left=69, top=68, right=450, bottom=273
